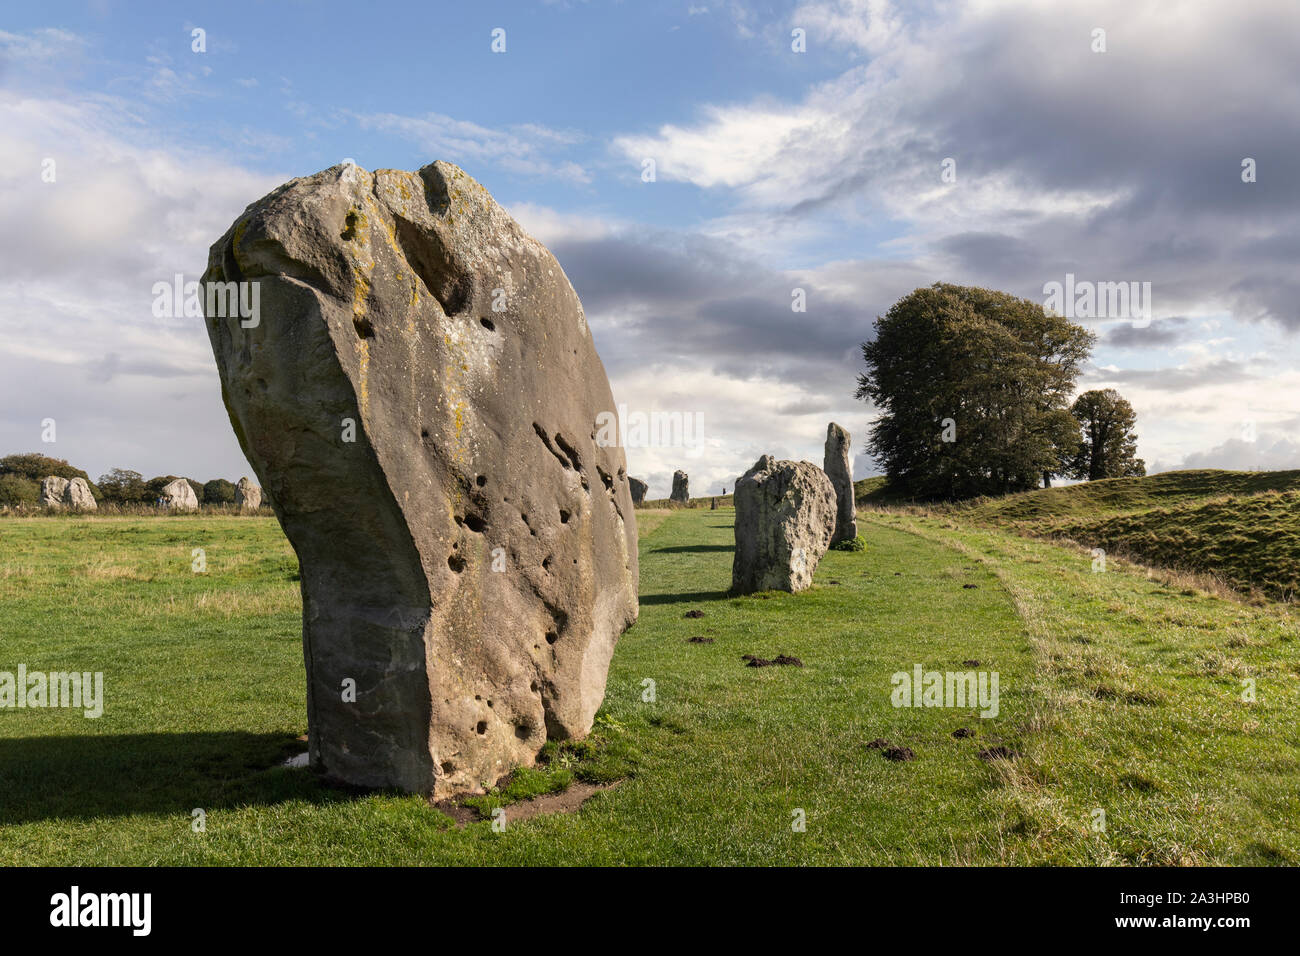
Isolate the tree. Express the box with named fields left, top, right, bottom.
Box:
left=856, top=283, right=1094, bottom=499
left=0, top=474, right=39, bottom=506
left=1068, top=389, right=1146, bottom=480
left=202, top=478, right=236, bottom=505
left=98, top=468, right=148, bottom=503
left=0, top=453, right=101, bottom=499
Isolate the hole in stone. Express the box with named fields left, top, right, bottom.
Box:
left=448, top=553, right=466, bottom=573
left=475, top=695, right=482, bottom=701
left=340, top=209, right=359, bottom=241
left=487, top=700, right=494, bottom=708
left=464, top=513, right=486, bottom=533
left=476, top=475, right=487, bottom=487
left=545, top=631, right=558, bottom=645
left=441, top=761, right=455, bottom=774
left=476, top=721, right=487, bottom=735
left=559, top=509, right=570, bottom=523
left=530, top=681, right=539, bottom=693
left=515, top=723, right=531, bottom=740
left=353, top=314, right=374, bottom=338
left=542, top=556, right=553, bottom=571
left=480, top=317, right=495, bottom=331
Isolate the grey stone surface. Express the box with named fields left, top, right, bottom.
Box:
left=731, top=454, right=836, bottom=594
left=235, top=476, right=262, bottom=512
left=670, top=470, right=689, bottom=504
left=63, top=477, right=97, bottom=511
left=202, top=161, right=638, bottom=797
left=628, top=477, right=648, bottom=505
left=824, top=422, right=857, bottom=543
left=39, top=476, right=68, bottom=509
left=160, top=478, right=198, bottom=512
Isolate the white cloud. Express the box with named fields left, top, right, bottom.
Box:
left=0, top=87, right=283, bottom=481
left=356, top=111, right=592, bottom=182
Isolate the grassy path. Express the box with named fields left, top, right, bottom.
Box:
left=869, top=511, right=1300, bottom=864
left=1, top=509, right=1295, bottom=864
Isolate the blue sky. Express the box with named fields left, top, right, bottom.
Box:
left=3, top=0, right=1300, bottom=497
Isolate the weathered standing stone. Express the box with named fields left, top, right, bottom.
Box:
left=160, top=478, right=199, bottom=512
left=39, top=476, right=68, bottom=509
left=235, top=477, right=262, bottom=512
left=670, top=470, right=689, bottom=504
left=628, top=477, right=648, bottom=506
left=824, top=422, right=857, bottom=543
left=63, top=477, right=97, bottom=511
left=202, top=161, right=639, bottom=797
left=731, top=455, right=836, bottom=594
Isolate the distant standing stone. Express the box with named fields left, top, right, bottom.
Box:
left=160, top=478, right=199, bottom=512
left=39, top=476, right=69, bottom=509
left=824, top=422, right=857, bottom=544
left=628, top=477, right=648, bottom=505
left=732, top=454, right=836, bottom=594
left=670, top=470, right=689, bottom=504
left=63, top=477, right=97, bottom=511
left=711, top=497, right=718, bottom=510
left=235, top=477, right=262, bottom=512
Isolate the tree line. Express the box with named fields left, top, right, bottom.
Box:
left=0, top=454, right=251, bottom=507
left=856, top=283, right=1145, bottom=500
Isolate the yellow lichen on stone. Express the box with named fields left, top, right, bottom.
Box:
left=357, top=338, right=370, bottom=419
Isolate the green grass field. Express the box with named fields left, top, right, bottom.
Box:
left=2, top=481, right=1298, bottom=864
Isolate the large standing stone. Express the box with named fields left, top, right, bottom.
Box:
left=63, top=477, right=97, bottom=511
left=235, top=477, right=262, bottom=512
left=160, top=478, right=199, bottom=512
left=628, top=477, right=648, bottom=506
left=39, top=476, right=69, bottom=509
left=670, top=470, right=689, bottom=504
left=824, top=422, right=857, bottom=543
left=202, top=161, right=639, bottom=797
left=731, top=455, right=836, bottom=594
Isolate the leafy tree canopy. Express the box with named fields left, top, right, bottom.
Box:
left=856, top=283, right=1094, bottom=499
left=1069, top=389, right=1146, bottom=480
left=0, top=453, right=100, bottom=499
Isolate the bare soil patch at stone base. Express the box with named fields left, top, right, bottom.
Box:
left=432, top=781, right=619, bottom=828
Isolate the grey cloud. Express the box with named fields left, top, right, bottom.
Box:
left=86, top=351, right=197, bottom=384
left=1091, top=359, right=1262, bottom=393
left=747, top=2, right=1300, bottom=331
left=1103, top=317, right=1191, bottom=348
left=552, top=231, right=884, bottom=382
left=1180, top=436, right=1300, bottom=471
